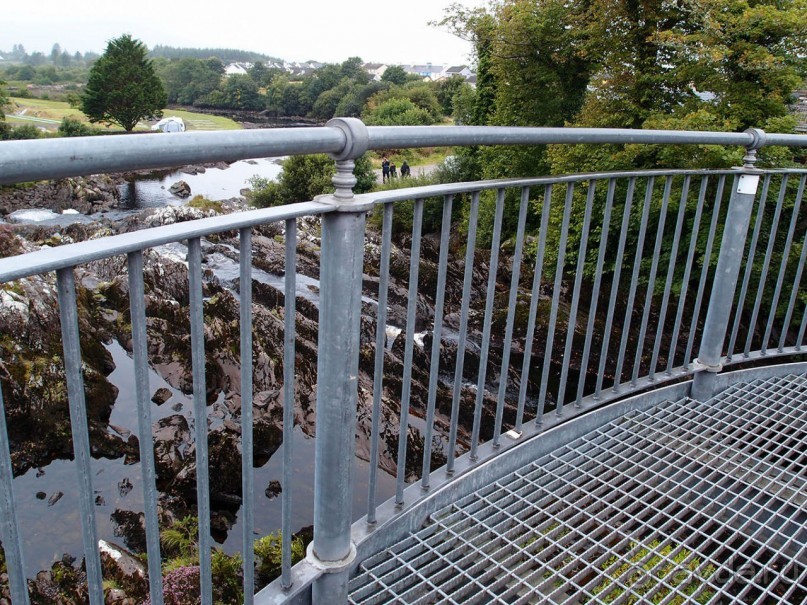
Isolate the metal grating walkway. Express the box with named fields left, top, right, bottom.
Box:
left=349, top=374, right=807, bottom=604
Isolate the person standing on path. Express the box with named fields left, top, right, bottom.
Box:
left=381, top=156, right=390, bottom=183
left=400, top=161, right=411, bottom=178
left=390, top=161, right=398, bottom=179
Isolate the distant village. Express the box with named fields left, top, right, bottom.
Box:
left=224, top=60, right=477, bottom=87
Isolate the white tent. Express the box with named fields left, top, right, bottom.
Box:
left=151, top=117, right=186, bottom=133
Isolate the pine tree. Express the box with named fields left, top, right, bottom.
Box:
left=81, top=34, right=167, bottom=131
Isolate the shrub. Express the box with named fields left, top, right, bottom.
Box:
left=57, top=116, right=96, bottom=137
left=187, top=195, right=223, bottom=213
left=254, top=532, right=305, bottom=585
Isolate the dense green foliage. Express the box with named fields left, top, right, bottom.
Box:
left=150, top=45, right=280, bottom=64
left=248, top=153, right=375, bottom=208
left=0, top=80, right=8, bottom=119
left=438, top=0, right=806, bottom=248
left=80, top=35, right=167, bottom=131
left=156, top=57, right=224, bottom=105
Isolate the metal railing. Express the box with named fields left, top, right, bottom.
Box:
left=0, top=120, right=805, bottom=605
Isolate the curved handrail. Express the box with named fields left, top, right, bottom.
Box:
left=2, top=123, right=806, bottom=185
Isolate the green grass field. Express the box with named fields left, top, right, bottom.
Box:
left=6, top=97, right=242, bottom=132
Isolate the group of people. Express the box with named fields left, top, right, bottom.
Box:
left=381, top=156, right=411, bottom=182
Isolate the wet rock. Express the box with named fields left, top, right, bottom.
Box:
left=99, top=539, right=148, bottom=603
left=153, top=414, right=192, bottom=480
left=35, top=491, right=46, bottom=500
left=265, top=481, right=282, bottom=500
left=168, top=180, right=191, bottom=198
left=151, top=387, right=172, bottom=405
left=118, top=478, right=133, bottom=498
left=111, top=510, right=147, bottom=554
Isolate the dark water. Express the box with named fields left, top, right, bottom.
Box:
left=118, top=158, right=283, bottom=208
left=14, top=340, right=397, bottom=574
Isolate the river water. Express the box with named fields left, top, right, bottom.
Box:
left=10, top=159, right=397, bottom=575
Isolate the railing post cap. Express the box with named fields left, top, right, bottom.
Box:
left=744, top=128, right=767, bottom=150
left=327, top=117, right=369, bottom=161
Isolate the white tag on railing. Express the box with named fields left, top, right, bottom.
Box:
left=737, top=174, right=760, bottom=195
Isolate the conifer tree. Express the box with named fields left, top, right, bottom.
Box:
left=81, top=34, right=167, bottom=131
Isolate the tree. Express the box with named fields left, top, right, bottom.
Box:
left=381, top=65, right=408, bottom=86
left=81, top=34, right=167, bottom=131
left=0, top=80, right=9, bottom=120
left=248, top=153, right=375, bottom=208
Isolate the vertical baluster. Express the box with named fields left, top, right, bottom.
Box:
left=779, top=224, right=807, bottom=353
left=493, top=187, right=530, bottom=445
left=614, top=176, right=655, bottom=392
left=396, top=199, right=424, bottom=504
left=762, top=175, right=805, bottom=354
left=281, top=219, right=297, bottom=589
left=744, top=175, right=788, bottom=357
left=0, top=380, right=29, bottom=605
left=367, top=203, right=393, bottom=521
left=650, top=174, right=686, bottom=380
left=797, top=300, right=807, bottom=351
left=515, top=185, right=552, bottom=433
left=470, top=189, right=505, bottom=459
left=422, top=195, right=452, bottom=486
left=594, top=178, right=634, bottom=399
left=187, top=238, right=213, bottom=605
left=556, top=181, right=596, bottom=416
left=537, top=183, right=574, bottom=424
left=127, top=252, right=164, bottom=605
left=685, top=176, right=726, bottom=370
left=238, top=228, right=255, bottom=603
left=56, top=267, right=104, bottom=605
left=632, top=176, right=672, bottom=385
left=726, top=175, right=768, bottom=362
left=666, top=177, right=707, bottom=374
left=578, top=178, right=616, bottom=404
left=447, top=192, right=480, bottom=473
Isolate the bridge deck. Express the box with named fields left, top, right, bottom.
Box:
left=349, top=373, right=807, bottom=604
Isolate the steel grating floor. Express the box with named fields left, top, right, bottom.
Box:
left=349, top=374, right=807, bottom=604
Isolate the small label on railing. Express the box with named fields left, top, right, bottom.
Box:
left=737, top=174, right=760, bottom=195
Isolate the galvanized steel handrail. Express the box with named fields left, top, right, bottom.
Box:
left=0, top=200, right=332, bottom=282
left=2, top=124, right=807, bottom=186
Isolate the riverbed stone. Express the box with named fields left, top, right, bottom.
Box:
left=168, top=180, right=191, bottom=198
left=151, top=387, right=173, bottom=405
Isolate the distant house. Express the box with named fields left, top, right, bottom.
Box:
left=402, top=64, right=446, bottom=81
left=363, top=63, right=388, bottom=81
left=466, top=75, right=478, bottom=89
left=224, top=62, right=252, bottom=77
left=442, top=65, right=473, bottom=79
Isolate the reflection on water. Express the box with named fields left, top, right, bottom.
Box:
left=14, top=340, right=396, bottom=575
left=118, top=158, right=284, bottom=208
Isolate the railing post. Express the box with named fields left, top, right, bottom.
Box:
left=309, top=118, right=370, bottom=603
left=691, top=129, right=765, bottom=401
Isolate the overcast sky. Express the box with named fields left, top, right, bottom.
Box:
left=1, top=0, right=484, bottom=66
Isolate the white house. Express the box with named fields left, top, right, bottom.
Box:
left=224, top=62, right=252, bottom=77
left=363, top=63, right=388, bottom=81
left=442, top=65, right=474, bottom=79
left=402, top=64, right=446, bottom=81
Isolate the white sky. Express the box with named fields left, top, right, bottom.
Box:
left=0, top=0, right=484, bottom=66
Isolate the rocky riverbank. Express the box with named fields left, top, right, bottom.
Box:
left=0, top=181, right=555, bottom=602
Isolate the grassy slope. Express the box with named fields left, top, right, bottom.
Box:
left=6, top=97, right=242, bottom=131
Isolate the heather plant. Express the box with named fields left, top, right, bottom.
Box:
left=146, top=565, right=200, bottom=605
